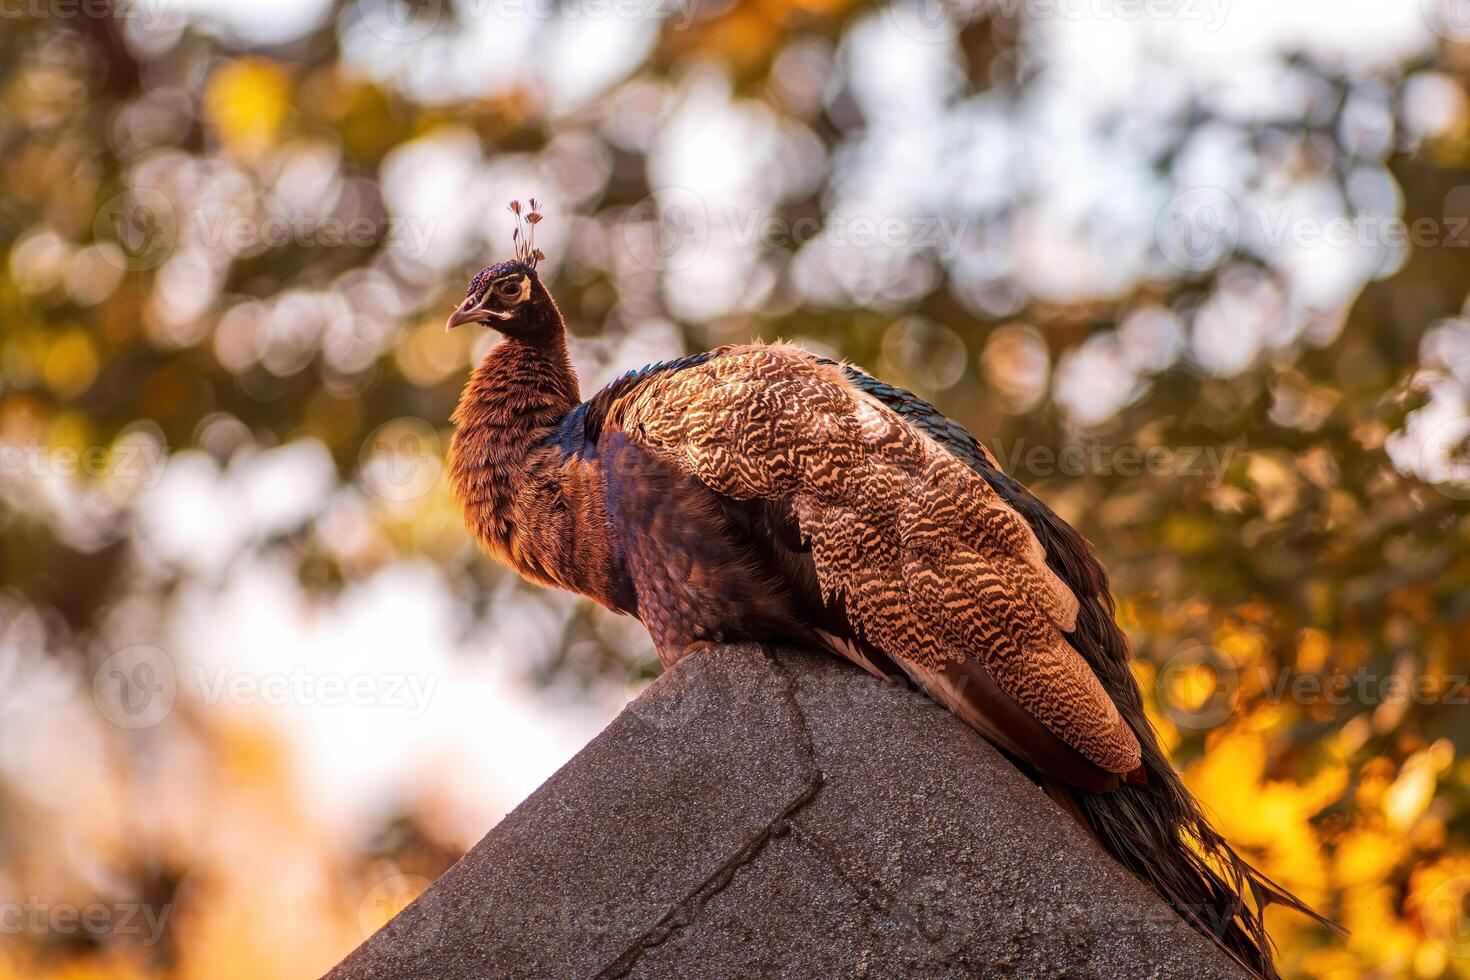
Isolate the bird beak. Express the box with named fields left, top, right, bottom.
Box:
left=446, top=296, right=481, bottom=332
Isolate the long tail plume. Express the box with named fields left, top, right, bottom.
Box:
left=983, top=469, right=1345, bottom=979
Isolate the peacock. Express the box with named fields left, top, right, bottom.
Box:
left=446, top=203, right=1342, bottom=978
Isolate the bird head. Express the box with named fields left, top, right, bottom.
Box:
left=446, top=260, right=544, bottom=333
left=446, top=199, right=554, bottom=338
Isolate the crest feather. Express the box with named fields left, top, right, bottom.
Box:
left=507, top=198, right=545, bottom=268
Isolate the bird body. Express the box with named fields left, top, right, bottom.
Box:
left=447, top=241, right=1339, bottom=978
left=454, top=326, right=1141, bottom=786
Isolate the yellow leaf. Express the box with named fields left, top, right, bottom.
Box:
left=42, top=328, right=98, bottom=399
left=205, top=59, right=291, bottom=158
left=1385, top=751, right=1439, bottom=831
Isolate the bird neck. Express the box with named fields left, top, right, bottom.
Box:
left=449, top=327, right=581, bottom=552
left=461, top=328, right=580, bottom=426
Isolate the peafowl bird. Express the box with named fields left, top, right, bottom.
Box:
left=447, top=203, right=1342, bottom=978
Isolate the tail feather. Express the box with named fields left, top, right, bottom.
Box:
left=1073, top=781, right=1274, bottom=977
left=988, top=471, right=1344, bottom=979
left=827, top=362, right=1343, bottom=974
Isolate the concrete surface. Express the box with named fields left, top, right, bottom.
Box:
left=326, top=644, right=1245, bottom=979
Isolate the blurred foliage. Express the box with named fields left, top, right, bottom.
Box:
left=3, top=0, right=1470, bottom=977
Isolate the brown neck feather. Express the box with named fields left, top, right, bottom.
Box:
left=449, top=326, right=580, bottom=554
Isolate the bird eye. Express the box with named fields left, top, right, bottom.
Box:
left=497, top=279, right=520, bottom=296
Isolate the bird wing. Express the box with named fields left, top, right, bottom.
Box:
left=596, top=342, right=1142, bottom=779
left=828, top=360, right=1116, bottom=608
